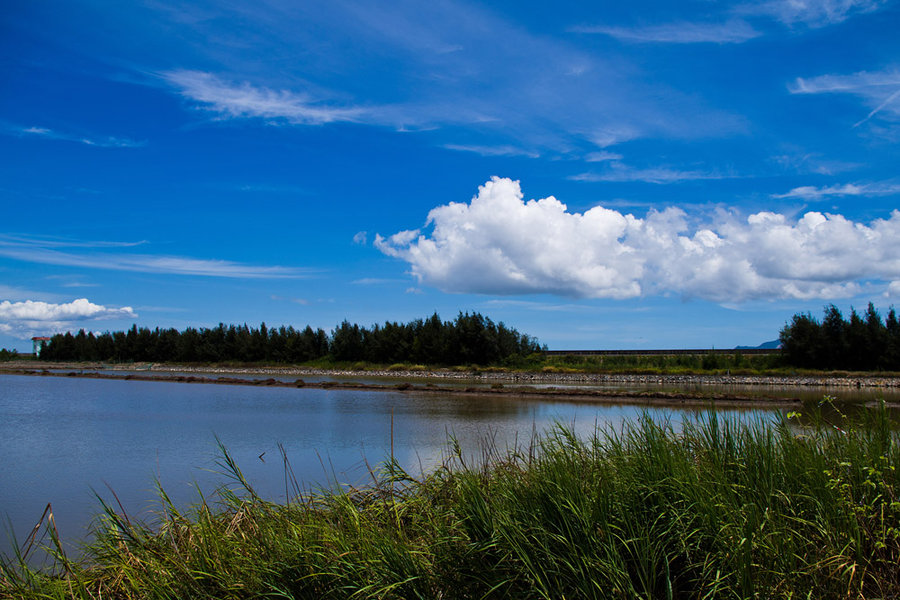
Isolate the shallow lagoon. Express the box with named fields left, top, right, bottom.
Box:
left=2, top=374, right=779, bottom=559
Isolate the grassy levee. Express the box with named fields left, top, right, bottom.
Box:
left=507, top=352, right=789, bottom=375
left=4, top=406, right=900, bottom=599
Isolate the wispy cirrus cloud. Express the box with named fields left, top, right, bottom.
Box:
left=162, top=69, right=368, bottom=125
left=0, top=234, right=147, bottom=249
left=790, top=69, right=900, bottom=96
left=773, top=181, right=900, bottom=200
left=0, top=236, right=307, bottom=279
left=3, top=123, right=145, bottom=148
left=60, top=282, right=100, bottom=288
left=742, top=0, right=888, bottom=28
left=147, top=1, right=746, bottom=152
left=161, top=69, right=498, bottom=133
left=0, top=298, right=136, bottom=339
left=0, top=285, right=63, bottom=303
left=771, top=153, right=861, bottom=176
left=585, top=151, right=624, bottom=163
left=442, top=144, right=540, bottom=158
left=789, top=68, right=900, bottom=126
left=270, top=295, right=309, bottom=305
left=570, top=163, right=731, bottom=184
left=484, top=299, right=605, bottom=313
left=351, top=278, right=403, bottom=285
left=574, top=20, right=760, bottom=44
left=578, top=0, right=886, bottom=46
left=237, top=183, right=310, bottom=195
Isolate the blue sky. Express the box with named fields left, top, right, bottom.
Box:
left=2, top=0, right=900, bottom=352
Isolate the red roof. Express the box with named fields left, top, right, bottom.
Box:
left=31, top=336, right=52, bottom=341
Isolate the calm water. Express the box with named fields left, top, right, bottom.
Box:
left=47, top=367, right=900, bottom=403
left=1, top=374, right=774, bottom=560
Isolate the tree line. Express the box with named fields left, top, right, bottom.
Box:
left=39, top=312, right=544, bottom=366
left=780, top=302, right=900, bottom=370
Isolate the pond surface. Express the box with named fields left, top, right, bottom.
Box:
left=46, top=367, right=900, bottom=403
left=1, top=374, right=776, bottom=560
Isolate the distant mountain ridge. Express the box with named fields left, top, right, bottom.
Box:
left=735, top=340, right=781, bottom=350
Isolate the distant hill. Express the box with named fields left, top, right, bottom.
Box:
left=735, top=340, right=781, bottom=350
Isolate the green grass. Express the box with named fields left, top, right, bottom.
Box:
left=214, top=352, right=850, bottom=376
left=4, top=405, right=900, bottom=599
left=504, top=352, right=790, bottom=375
left=311, top=353, right=789, bottom=375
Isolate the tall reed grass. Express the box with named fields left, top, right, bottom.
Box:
left=3, top=404, right=900, bottom=599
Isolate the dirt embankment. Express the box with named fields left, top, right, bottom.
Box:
left=8, top=360, right=885, bottom=408
left=4, top=360, right=900, bottom=387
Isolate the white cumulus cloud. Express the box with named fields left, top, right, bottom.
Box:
left=0, top=298, right=137, bottom=339
left=376, top=177, right=900, bottom=303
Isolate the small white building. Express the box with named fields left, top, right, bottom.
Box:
left=32, top=336, right=51, bottom=357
